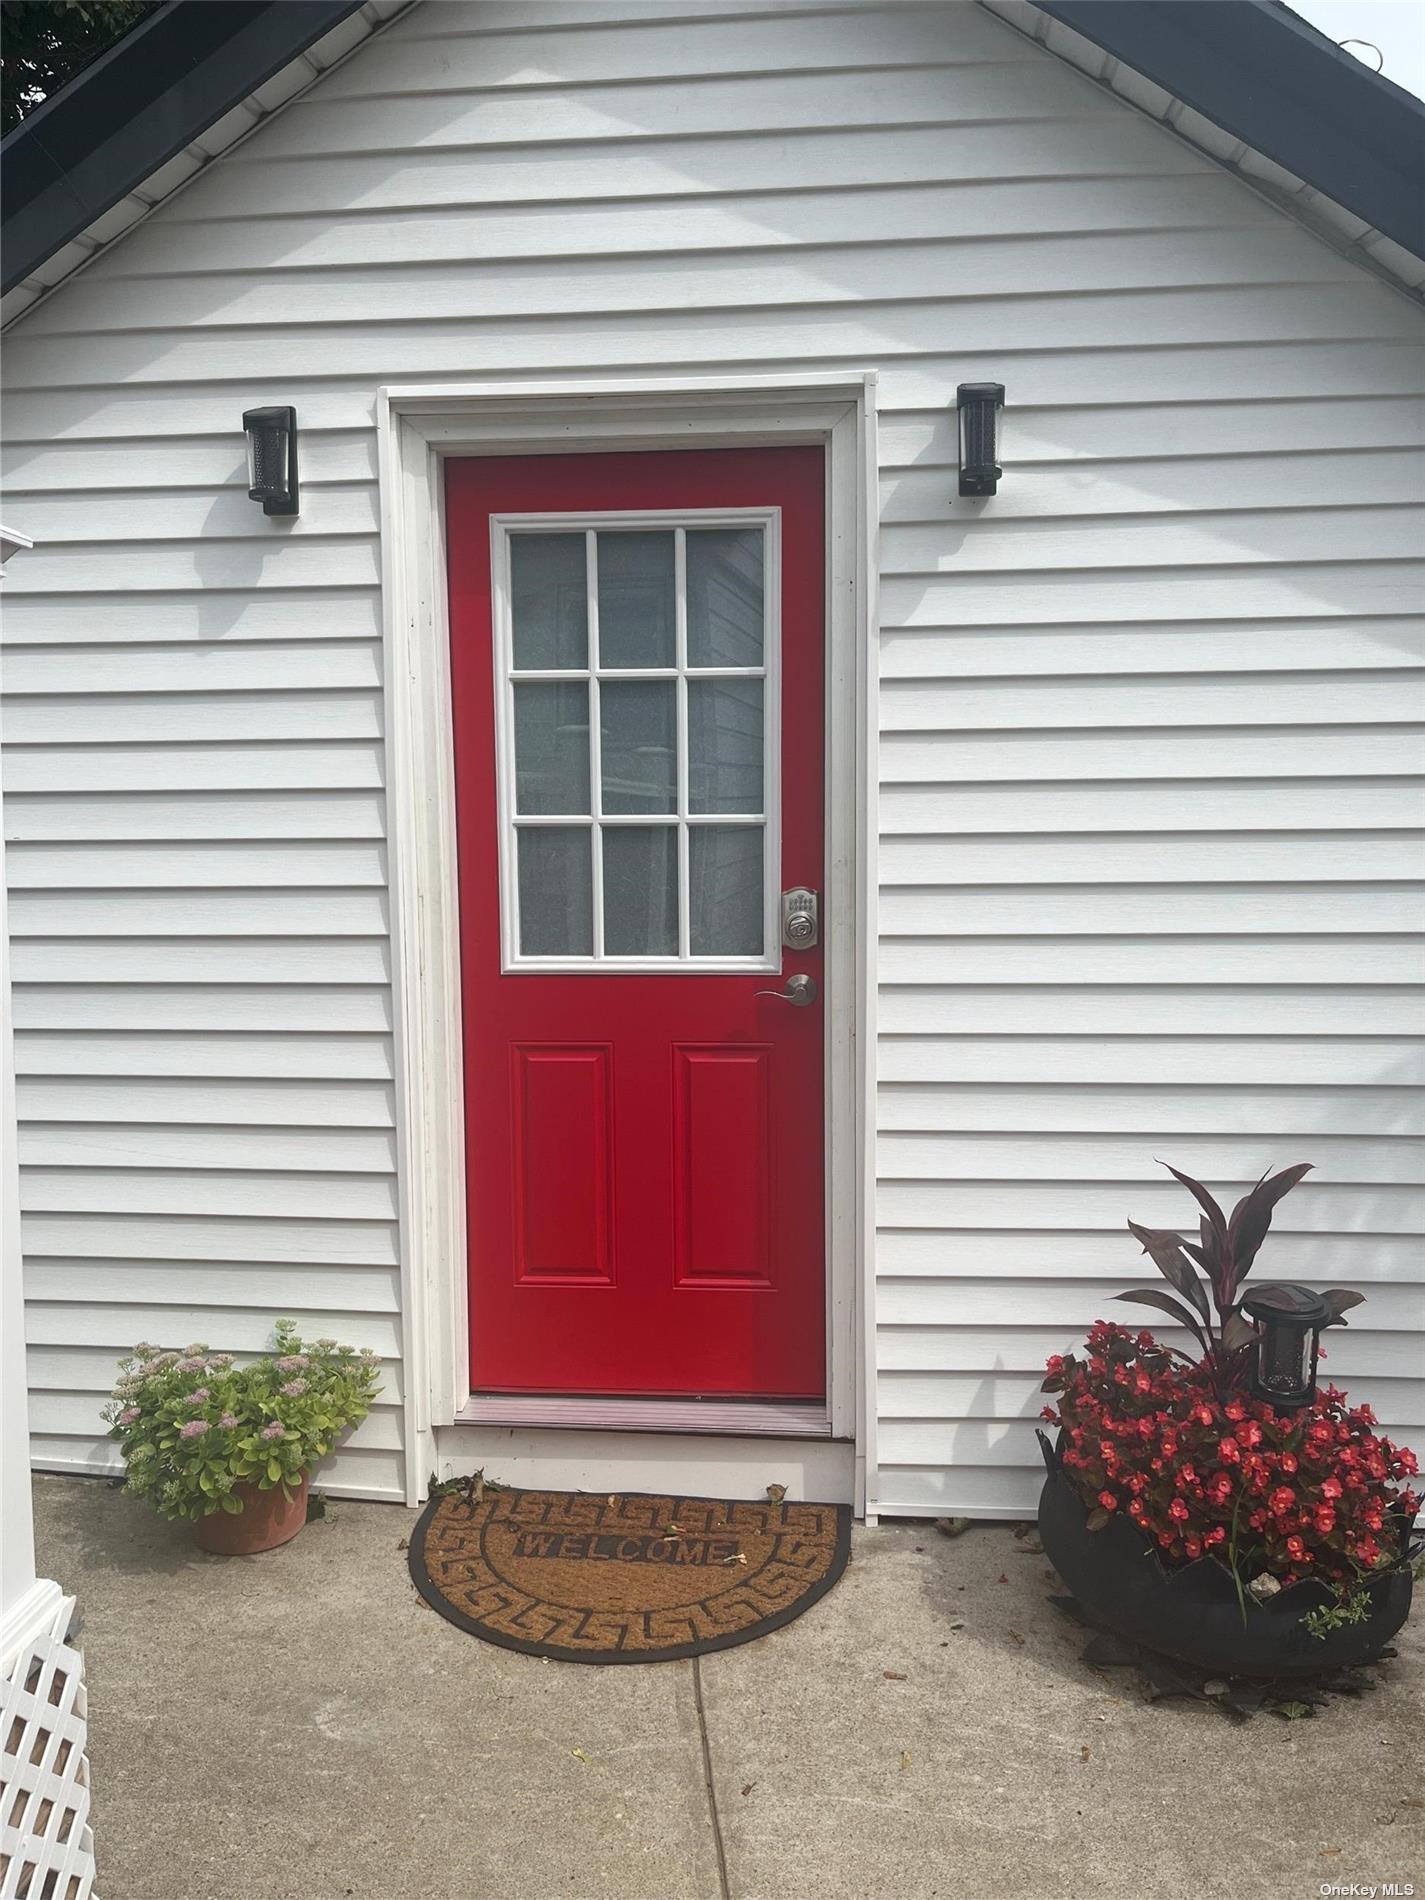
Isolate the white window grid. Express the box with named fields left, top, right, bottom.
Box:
left=491, top=507, right=782, bottom=973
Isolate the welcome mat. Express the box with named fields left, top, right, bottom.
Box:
left=409, top=1485, right=851, bottom=1663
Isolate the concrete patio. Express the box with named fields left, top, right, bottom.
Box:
left=34, top=1473, right=1423, bottom=1900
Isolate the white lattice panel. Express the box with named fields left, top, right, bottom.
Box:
left=1, top=1594, right=95, bottom=1900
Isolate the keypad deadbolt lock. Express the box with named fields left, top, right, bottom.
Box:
left=780, top=888, right=819, bottom=949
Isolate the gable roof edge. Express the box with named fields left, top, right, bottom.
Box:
left=1, top=0, right=415, bottom=329
left=982, top=0, right=1425, bottom=302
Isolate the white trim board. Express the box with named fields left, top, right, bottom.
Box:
left=456, top=1396, right=832, bottom=1438
left=432, top=1425, right=855, bottom=1507
left=378, top=374, right=879, bottom=1513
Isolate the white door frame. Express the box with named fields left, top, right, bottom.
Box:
left=377, top=374, right=880, bottom=1512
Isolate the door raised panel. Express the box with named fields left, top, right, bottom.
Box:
left=510, top=1044, right=614, bottom=1285
left=673, top=1045, right=772, bottom=1289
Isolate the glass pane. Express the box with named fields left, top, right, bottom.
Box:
left=687, top=528, right=764, bottom=668
left=517, top=828, right=592, bottom=955
left=688, top=680, right=763, bottom=814
left=690, top=827, right=763, bottom=955
left=597, top=531, right=675, bottom=668
left=511, top=534, right=587, bottom=670
left=600, top=681, right=676, bottom=814
left=603, top=828, right=678, bottom=957
left=514, top=682, right=590, bottom=815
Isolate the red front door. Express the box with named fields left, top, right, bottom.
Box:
left=447, top=447, right=826, bottom=1400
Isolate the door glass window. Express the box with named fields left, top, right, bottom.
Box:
left=498, top=516, right=776, bottom=965
left=597, top=531, right=676, bottom=669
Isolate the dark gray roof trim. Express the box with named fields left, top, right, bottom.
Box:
left=3, top=0, right=1423, bottom=297
left=1037, top=1, right=1425, bottom=262
left=1, top=0, right=365, bottom=296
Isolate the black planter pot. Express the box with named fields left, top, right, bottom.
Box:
left=1036, top=1432, right=1416, bottom=1679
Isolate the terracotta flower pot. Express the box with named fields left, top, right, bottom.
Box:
left=1036, top=1432, right=1415, bottom=1678
left=192, top=1474, right=309, bottom=1555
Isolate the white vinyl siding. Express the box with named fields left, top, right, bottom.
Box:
left=2, top=0, right=1421, bottom=1510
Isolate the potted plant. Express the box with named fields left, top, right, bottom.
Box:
left=1037, top=1163, right=1420, bottom=1677
left=103, top=1321, right=381, bottom=1555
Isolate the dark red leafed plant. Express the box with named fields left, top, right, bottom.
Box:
left=1118, top=1160, right=1362, bottom=1389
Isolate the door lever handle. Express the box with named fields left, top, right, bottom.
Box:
left=756, top=973, right=818, bottom=1007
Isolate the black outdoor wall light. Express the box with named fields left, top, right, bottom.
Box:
left=957, top=382, right=1005, bottom=497
left=1241, top=1284, right=1331, bottom=1411
left=242, top=405, right=299, bottom=516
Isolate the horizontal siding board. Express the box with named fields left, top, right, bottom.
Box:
left=870, top=1465, right=1043, bottom=1515
left=214, top=66, right=1149, bottom=159
left=8, top=891, right=390, bottom=937
left=880, top=400, right=1425, bottom=465
left=881, top=669, right=1425, bottom=731
left=4, top=340, right=1420, bottom=449
left=875, top=1415, right=1421, bottom=1474
left=875, top=1183, right=1423, bottom=1238
left=24, top=1259, right=401, bottom=1313
left=1, top=539, right=381, bottom=594
left=189, top=117, right=1212, bottom=217
left=8, top=286, right=1419, bottom=393
left=881, top=452, right=1425, bottom=522
left=880, top=783, right=1425, bottom=832
left=878, top=940, right=1425, bottom=991
left=881, top=508, right=1425, bottom=576
left=876, top=1370, right=1425, bottom=1428
left=881, top=731, right=1425, bottom=784
left=26, top=1438, right=405, bottom=1500
left=4, top=487, right=379, bottom=545
left=879, top=833, right=1425, bottom=884
left=876, top=1323, right=1421, bottom=1379
left=9, top=940, right=393, bottom=984
left=877, top=986, right=1425, bottom=1036
left=14, top=1030, right=393, bottom=1078
left=879, top=884, right=1424, bottom=935
left=1, top=432, right=378, bottom=492
left=22, top=1211, right=399, bottom=1265
left=5, top=842, right=389, bottom=889
left=3, top=791, right=387, bottom=840
left=875, top=1132, right=1425, bottom=1187
left=4, top=690, right=383, bottom=744
left=11, top=984, right=394, bottom=1030
left=3, top=743, right=385, bottom=793
left=19, top=1166, right=400, bottom=1221
left=5, top=0, right=1423, bottom=1514
left=874, top=1230, right=1423, bottom=1282
left=26, top=1342, right=405, bottom=1403
left=23, top=1303, right=401, bottom=1353
left=126, top=174, right=1271, bottom=276
left=18, top=1120, right=398, bottom=1171
left=877, top=1084, right=1423, bottom=1137
left=881, top=565, right=1425, bottom=628
left=16, top=1078, right=396, bottom=1126
left=879, top=620, right=1425, bottom=680
left=28, top=1390, right=406, bottom=1451
left=39, top=230, right=1357, bottom=338
left=0, top=590, right=382, bottom=645
left=1, top=641, right=382, bottom=693
left=314, top=5, right=1038, bottom=94
left=875, top=1279, right=1425, bottom=1330
left=876, top=1038, right=1425, bottom=1087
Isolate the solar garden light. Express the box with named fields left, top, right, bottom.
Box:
left=1240, top=1284, right=1332, bottom=1411
left=956, top=381, right=1005, bottom=497
left=242, top=405, right=299, bottom=516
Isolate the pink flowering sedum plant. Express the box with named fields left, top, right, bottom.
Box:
left=103, top=1320, right=380, bottom=1522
